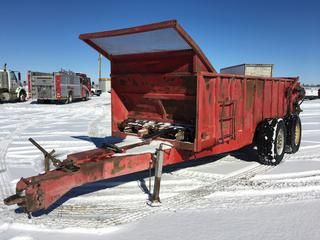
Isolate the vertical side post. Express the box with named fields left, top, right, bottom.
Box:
left=98, top=54, right=102, bottom=80
left=151, top=147, right=164, bottom=204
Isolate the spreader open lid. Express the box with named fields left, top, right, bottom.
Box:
left=79, top=20, right=216, bottom=73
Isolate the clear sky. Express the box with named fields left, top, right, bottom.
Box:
left=1, top=0, right=319, bottom=84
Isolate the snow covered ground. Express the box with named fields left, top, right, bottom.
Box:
left=0, top=95, right=320, bottom=240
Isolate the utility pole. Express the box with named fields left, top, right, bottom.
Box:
left=98, top=54, right=102, bottom=81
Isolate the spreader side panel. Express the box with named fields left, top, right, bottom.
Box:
left=195, top=73, right=299, bottom=153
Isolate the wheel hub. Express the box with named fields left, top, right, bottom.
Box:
left=295, top=122, right=301, bottom=146
left=276, top=128, right=285, bottom=155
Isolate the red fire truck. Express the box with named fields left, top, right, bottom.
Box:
left=28, top=70, right=91, bottom=103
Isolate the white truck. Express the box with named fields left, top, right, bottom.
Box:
left=304, top=86, right=320, bottom=100
left=91, top=82, right=102, bottom=96
left=0, top=64, right=27, bottom=102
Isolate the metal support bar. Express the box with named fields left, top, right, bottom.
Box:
left=29, top=138, right=61, bottom=168
left=28, top=138, right=79, bottom=173
left=152, top=148, right=164, bottom=203
left=149, top=143, right=171, bottom=206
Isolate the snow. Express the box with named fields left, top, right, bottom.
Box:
left=0, top=95, right=320, bottom=239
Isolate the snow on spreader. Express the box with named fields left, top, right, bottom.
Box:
left=4, top=20, right=305, bottom=214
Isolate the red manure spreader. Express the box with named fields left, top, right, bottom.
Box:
left=4, top=20, right=304, bottom=214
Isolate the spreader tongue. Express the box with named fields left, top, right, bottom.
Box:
left=4, top=194, right=25, bottom=206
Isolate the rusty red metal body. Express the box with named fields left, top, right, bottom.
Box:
left=4, top=20, right=303, bottom=213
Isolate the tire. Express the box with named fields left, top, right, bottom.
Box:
left=19, top=92, right=26, bottom=102
left=2, top=92, right=11, bottom=101
left=84, top=91, right=89, bottom=101
left=285, top=115, right=302, bottom=154
left=66, top=92, right=73, bottom=104
left=257, top=119, right=287, bottom=165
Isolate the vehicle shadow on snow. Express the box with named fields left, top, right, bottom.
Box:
left=14, top=139, right=260, bottom=217
left=29, top=99, right=85, bottom=105
left=71, top=135, right=123, bottom=148
left=229, top=145, right=260, bottom=162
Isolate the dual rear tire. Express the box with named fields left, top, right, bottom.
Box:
left=256, top=115, right=301, bottom=165
left=66, top=92, right=73, bottom=104
left=285, top=115, right=302, bottom=154
left=84, top=91, right=89, bottom=101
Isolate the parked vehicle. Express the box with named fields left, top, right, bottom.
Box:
left=4, top=20, right=305, bottom=213
left=0, top=64, right=27, bottom=102
left=28, top=70, right=91, bottom=103
left=304, top=86, right=319, bottom=100
left=91, top=82, right=102, bottom=96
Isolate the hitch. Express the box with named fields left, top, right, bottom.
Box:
left=4, top=129, right=175, bottom=213
left=4, top=194, right=25, bottom=206
left=3, top=139, right=159, bottom=213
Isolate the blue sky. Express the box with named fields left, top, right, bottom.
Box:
left=1, top=0, right=319, bottom=84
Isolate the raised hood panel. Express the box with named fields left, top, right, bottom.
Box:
left=79, top=20, right=216, bottom=73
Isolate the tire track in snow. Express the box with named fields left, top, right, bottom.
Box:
left=0, top=119, right=40, bottom=197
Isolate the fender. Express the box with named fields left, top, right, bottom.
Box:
left=15, top=86, right=22, bottom=97
left=15, top=87, right=27, bottom=98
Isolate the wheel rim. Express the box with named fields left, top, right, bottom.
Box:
left=276, top=128, right=285, bottom=155
left=294, top=121, right=301, bottom=146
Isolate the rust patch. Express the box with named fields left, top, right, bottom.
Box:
left=256, top=80, right=264, bottom=96
left=205, top=78, right=210, bottom=90
left=246, top=80, right=255, bottom=110
left=204, top=77, right=213, bottom=104
left=181, top=75, right=196, bottom=95
left=81, top=161, right=104, bottom=176
left=201, top=132, right=209, bottom=140
left=112, top=158, right=125, bottom=174
left=219, top=77, right=223, bottom=99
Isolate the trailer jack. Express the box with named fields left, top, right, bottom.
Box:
left=147, top=143, right=171, bottom=207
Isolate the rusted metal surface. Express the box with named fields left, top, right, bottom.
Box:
left=4, top=20, right=304, bottom=213
left=194, top=73, right=302, bottom=152
left=4, top=147, right=153, bottom=212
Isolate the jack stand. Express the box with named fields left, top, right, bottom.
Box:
left=147, top=143, right=170, bottom=207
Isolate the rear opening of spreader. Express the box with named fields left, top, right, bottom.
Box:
left=110, top=52, right=199, bottom=150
